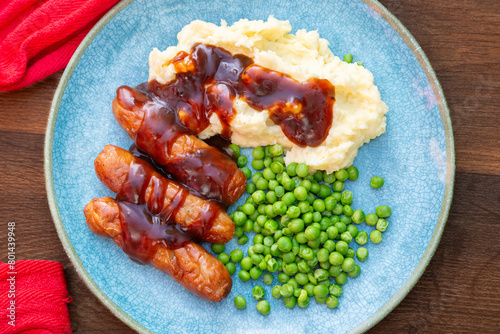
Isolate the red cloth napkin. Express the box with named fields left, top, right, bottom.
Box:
left=0, top=0, right=121, bottom=92
left=0, top=260, right=72, bottom=333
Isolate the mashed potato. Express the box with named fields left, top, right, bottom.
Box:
left=149, top=16, right=388, bottom=173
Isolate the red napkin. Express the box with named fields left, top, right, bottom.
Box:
left=0, top=0, right=121, bottom=92
left=0, top=260, right=72, bottom=333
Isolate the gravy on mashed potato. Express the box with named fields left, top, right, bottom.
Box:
left=149, top=16, right=388, bottom=173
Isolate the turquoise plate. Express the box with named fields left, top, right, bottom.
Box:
left=45, top=0, right=454, bottom=333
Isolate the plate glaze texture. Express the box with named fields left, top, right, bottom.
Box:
left=45, top=0, right=454, bottom=333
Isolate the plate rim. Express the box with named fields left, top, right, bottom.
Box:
left=44, top=0, right=455, bottom=333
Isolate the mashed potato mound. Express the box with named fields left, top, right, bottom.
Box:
left=149, top=16, right=388, bottom=173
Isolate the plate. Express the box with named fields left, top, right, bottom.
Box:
left=45, top=0, right=454, bottom=333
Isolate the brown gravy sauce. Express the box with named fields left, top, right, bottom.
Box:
left=148, top=43, right=335, bottom=147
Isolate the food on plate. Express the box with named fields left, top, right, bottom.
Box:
left=149, top=16, right=388, bottom=172
left=94, top=145, right=234, bottom=243
left=83, top=197, right=232, bottom=302
left=224, top=144, right=392, bottom=312
left=112, top=85, right=247, bottom=207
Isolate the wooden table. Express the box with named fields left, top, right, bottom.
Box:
left=1, top=0, right=499, bottom=332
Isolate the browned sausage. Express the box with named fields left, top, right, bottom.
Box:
left=112, top=85, right=247, bottom=207
left=94, top=145, right=234, bottom=244
left=83, top=197, right=232, bottom=302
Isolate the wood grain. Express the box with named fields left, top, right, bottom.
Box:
left=0, top=0, right=499, bottom=333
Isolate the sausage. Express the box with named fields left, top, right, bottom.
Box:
left=94, top=145, right=234, bottom=244
left=112, top=85, right=247, bottom=207
left=83, top=197, right=232, bottom=302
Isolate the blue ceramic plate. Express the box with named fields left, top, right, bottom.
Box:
left=45, top=0, right=454, bottom=333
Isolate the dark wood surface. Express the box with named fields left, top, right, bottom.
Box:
left=1, top=0, right=499, bottom=332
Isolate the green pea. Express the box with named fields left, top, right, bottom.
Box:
left=376, top=205, right=392, bottom=218
left=272, top=186, right=284, bottom=198
left=343, top=53, right=354, bottom=63
left=376, top=218, right=389, bottom=232
left=296, top=163, right=309, bottom=178
left=314, top=268, right=330, bottom=282
left=329, top=265, right=341, bottom=277
left=343, top=204, right=354, bottom=216
left=286, top=163, right=297, bottom=177
left=297, top=290, right=310, bottom=308
left=298, top=201, right=310, bottom=213
left=332, top=180, right=344, bottom=192
left=313, top=199, right=326, bottom=212
left=312, top=285, right=328, bottom=298
left=262, top=273, right=273, bottom=286
left=218, top=252, right=230, bottom=264
left=283, top=296, right=297, bottom=309
left=237, top=155, right=248, bottom=167
left=365, top=213, right=378, bottom=226
left=370, top=176, right=385, bottom=189
left=326, top=296, right=339, bottom=308
left=264, top=219, right=278, bottom=233
left=303, top=212, right=313, bottom=224
left=270, top=161, right=284, bottom=174
left=348, top=264, right=361, bottom=278
left=280, top=284, right=293, bottom=298
left=239, top=270, right=250, bottom=282
left=273, top=156, right=285, bottom=164
left=267, top=258, right=278, bottom=272
left=252, top=285, right=266, bottom=300
left=256, top=178, right=269, bottom=190
left=227, top=144, right=240, bottom=158
left=336, top=241, right=349, bottom=255
left=252, top=159, right=265, bottom=170
left=370, top=230, right=383, bottom=244
left=326, top=226, right=339, bottom=240
left=356, top=247, right=369, bottom=262
left=240, top=167, right=252, bottom=179
left=340, top=231, right=353, bottom=244
left=268, top=180, right=279, bottom=192
left=224, top=262, right=236, bottom=275
left=288, top=218, right=304, bottom=234
left=256, top=300, right=270, bottom=316
left=240, top=257, right=252, bottom=271
left=318, top=185, right=332, bottom=199
left=324, top=239, right=336, bottom=253
left=319, top=231, right=328, bottom=244
left=282, top=192, right=296, bottom=206
left=329, top=252, right=344, bottom=266
left=283, top=262, right=298, bottom=276
left=313, top=170, right=323, bottom=182
left=278, top=273, right=290, bottom=284
left=347, top=166, right=359, bottom=180
left=356, top=61, right=364, bottom=67
left=334, top=169, right=348, bottom=181
left=335, top=272, right=348, bottom=285
left=341, top=191, right=353, bottom=205
left=355, top=231, right=368, bottom=245
left=264, top=157, right=273, bottom=168
left=304, top=226, right=320, bottom=240
left=310, top=182, right=321, bottom=194
left=234, top=296, right=246, bottom=309
left=294, top=272, right=308, bottom=285
left=303, top=283, right=315, bottom=297
left=272, top=285, right=282, bottom=299
left=341, top=257, right=355, bottom=272
left=323, top=172, right=335, bottom=184
left=276, top=236, right=292, bottom=252
left=252, top=146, right=265, bottom=159
left=294, top=186, right=308, bottom=201
left=300, top=180, right=311, bottom=192
left=269, top=144, right=283, bottom=157
left=266, top=191, right=278, bottom=204
left=241, top=203, right=255, bottom=216
left=351, top=209, right=365, bottom=224
left=335, top=222, right=347, bottom=234
left=347, top=225, right=358, bottom=238
left=252, top=190, right=266, bottom=204
left=230, top=249, right=244, bottom=263
left=238, top=234, right=249, bottom=245
left=346, top=248, right=356, bottom=258
left=211, top=243, right=225, bottom=254
left=250, top=266, right=263, bottom=279
left=263, top=167, right=276, bottom=180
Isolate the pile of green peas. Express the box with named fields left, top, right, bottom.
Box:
left=214, top=143, right=392, bottom=314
